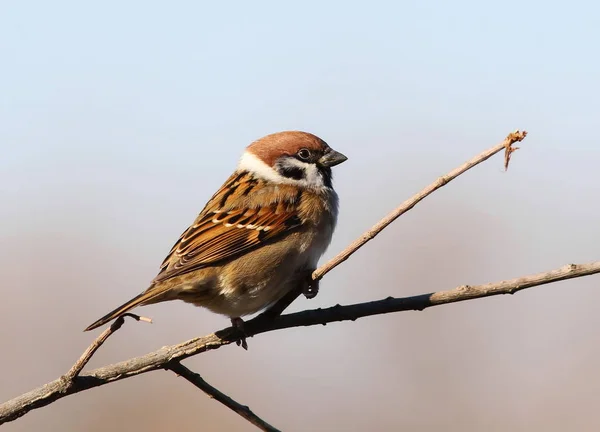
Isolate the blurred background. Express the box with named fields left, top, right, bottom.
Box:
left=2, top=1, right=600, bottom=431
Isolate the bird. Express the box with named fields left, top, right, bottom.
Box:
left=84, top=131, right=347, bottom=343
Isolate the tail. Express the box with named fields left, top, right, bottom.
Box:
left=84, top=287, right=167, bottom=331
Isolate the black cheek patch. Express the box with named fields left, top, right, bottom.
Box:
left=278, top=166, right=306, bottom=180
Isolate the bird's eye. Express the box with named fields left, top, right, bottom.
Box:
left=297, top=148, right=311, bottom=160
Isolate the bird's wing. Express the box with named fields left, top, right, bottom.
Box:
left=152, top=171, right=303, bottom=283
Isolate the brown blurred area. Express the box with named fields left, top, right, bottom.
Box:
left=2, top=141, right=600, bottom=432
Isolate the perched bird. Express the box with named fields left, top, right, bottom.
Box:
left=84, top=131, right=347, bottom=339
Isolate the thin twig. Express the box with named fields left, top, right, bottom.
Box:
left=167, top=362, right=281, bottom=432
left=62, top=313, right=149, bottom=386
left=313, top=129, right=527, bottom=280
left=62, top=317, right=125, bottom=385
left=123, top=312, right=153, bottom=324
left=2, top=260, right=599, bottom=425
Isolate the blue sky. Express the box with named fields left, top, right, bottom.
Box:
left=2, top=0, right=599, bottom=213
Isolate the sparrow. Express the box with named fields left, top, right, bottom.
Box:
left=84, top=131, right=347, bottom=341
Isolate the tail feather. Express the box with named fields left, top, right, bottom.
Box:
left=84, top=288, right=166, bottom=331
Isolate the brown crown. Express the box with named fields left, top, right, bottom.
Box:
left=246, top=131, right=330, bottom=166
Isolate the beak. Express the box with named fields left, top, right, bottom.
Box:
left=318, top=149, right=348, bottom=168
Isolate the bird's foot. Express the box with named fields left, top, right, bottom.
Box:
left=302, top=271, right=319, bottom=299
left=230, top=317, right=248, bottom=350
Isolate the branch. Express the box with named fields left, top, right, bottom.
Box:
left=3, top=260, right=599, bottom=425
left=167, top=362, right=281, bottom=432
left=312, top=129, right=527, bottom=280
left=262, top=130, right=528, bottom=319
left=0, top=130, right=528, bottom=426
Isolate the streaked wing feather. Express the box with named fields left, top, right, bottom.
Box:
left=153, top=173, right=303, bottom=283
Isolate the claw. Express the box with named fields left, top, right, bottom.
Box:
left=230, top=317, right=248, bottom=350
left=302, top=273, right=319, bottom=299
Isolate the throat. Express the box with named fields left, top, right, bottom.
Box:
left=320, top=167, right=333, bottom=189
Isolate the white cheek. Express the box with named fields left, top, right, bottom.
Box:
left=238, top=152, right=283, bottom=182
left=302, top=164, right=322, bottom=187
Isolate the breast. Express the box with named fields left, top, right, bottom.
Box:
left=297, top=188, right=338, bottom=268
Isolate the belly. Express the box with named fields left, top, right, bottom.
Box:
left=180, top=230, right=326, bottom=317
left=203, top=259, right=304, bottom=317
